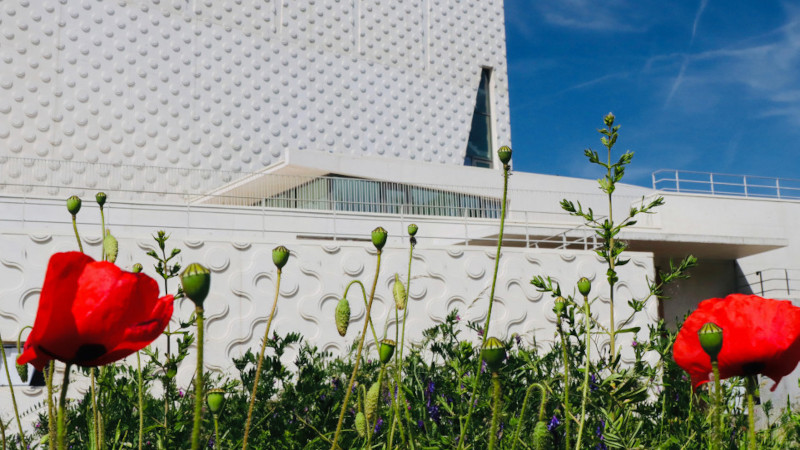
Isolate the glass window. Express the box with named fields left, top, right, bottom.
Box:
left=465, top=68, right=493, bottom=168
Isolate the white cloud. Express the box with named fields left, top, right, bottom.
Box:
left=534, top=0, right=652, bottom=32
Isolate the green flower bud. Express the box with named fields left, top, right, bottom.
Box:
left=577, top=277, right=591, bottom=297
left=553, top=296, right=567, bottom=317
left=393, top=274, right=407, bottom=310
left=272, top=245, right=290, bottom=270
left=497, top=146, right=512, bottom=165
left=181, top=263, right=211, bottom=306
left=365, top=381, right=380, bottom=423
left=335, top=298, right=351, bottom=337
left=206, top=389, right=226, bottom=414
left=604, top=112, right=615, bottom=127
left=407, top=223, right=418, bottom=236
left=533, top=420, right=553, bottom=450
left=379, top=339, right=396, bottom=365
left=95, top=192, right=107, bottom=207
left=103, top=230, right=118, bottom=264
left=132, top=263, right=143, bottom=273
left=481, top=336, right=506, bottom=373
left=66, top=196, right=81, bottom=216
left=698, top=322, right=723, bottom=362
left=355, top=411, right=367, bottom=438
left=371, top=226, right=388, bottom=251
left=15, top=362, right=28, bottom=383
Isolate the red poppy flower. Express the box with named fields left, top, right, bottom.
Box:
left=17, top=252, right=174, bottom=370
left=674, top=293, right=800, bottom=391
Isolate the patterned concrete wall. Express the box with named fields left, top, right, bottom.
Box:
left=0, top=230, right=656, bottom=425
left=0, top=0, right=511, bottom=180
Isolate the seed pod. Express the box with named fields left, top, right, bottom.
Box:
left=103, top=230, right=118, bottom=264
left=481, top=337, right=506, bottom=373
left=698, top=322, right=723, bottom=362
left=132, top=263, right=143, bottom=273
left=371, top=226, right=388, bottom=251
left=365, top=381, right=380, bottom=424
left=355, top=411, right=367, bottom=438
left=15, top=362, right=28, bottom=383
left=95, top=192, right=107, bottom=207
left=577, top=277, right=591, bottom=297
left=407, top=223, right=418, bottom=236
left=272, top=245, right=290, bottom=270
left=335, top=298, right=351, bottom=337
left=497, top=146, right=512, bottom=165
left=66, top=196, right=82, bottom=216
left=553, top=296, right=566, bottom=317
left=393, top=274, right=407, bottom=310
left=206, top=389, right=226, bottom=414
left=379, top=339, right=396, bottom=365
left=532, top=420, right=552, bottom=450
left=181, top=263, right=211, bottom=306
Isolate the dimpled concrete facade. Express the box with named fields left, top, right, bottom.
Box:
left=0, top=0, right=511, bottom=180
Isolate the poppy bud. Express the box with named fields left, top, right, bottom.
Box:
left=15, top=362, right=28, bottom=382
left=533, top=420, right=552, bottom=450
left=103, top=231, right=118, bottom=264
left=272, top=245, right=290, bottom=270
left=181, top=263, right=211, bottom=306
left=66, top=196, right=81, bottom=216
left=481, top=337, right=506, bottom=372
left=335, top=298, right=351, bottom=337
left=365, top=381, right=380, bottom=423
left=206, top=389, right=226, bottom=414
left=698, top=322, right=723, bottom=362
left=95, top=192, right=107, bottom=207
left=497, top=146, right=512, bottom=165
left=371, top=226, right=388, bottom=251
left=132, top=263, right=143, bottom=273
left=553, top=296, right=566, bottom=316
left=577, top=277, right=591, bottom=297
left=393, top=274, right=407, bottom=310
left=407, top=223, right=418, bottom=236
left=355, top=411, right=367, bottom=437
left=379, top=339, right=396, bottom=364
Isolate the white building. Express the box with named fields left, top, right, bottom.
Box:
left=2, top=0, right=800, bottom=429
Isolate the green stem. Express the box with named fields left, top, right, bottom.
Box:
left=242, top=268, right=283, bottom=450
left=606, top=144, right=616, bottom=363
left=343, top=280, right=379, bottom=345
left=1, top=412, right=6, bottom=450
left=213, top=415, right=220, bottom=450
left=746, top=376, right=756, bottom=450
left=712, top=361, right=722, bottom=450
left=511, top=381, right=548, bottom=450
left=331, top=251, right=383, bottom=450
left=137, top=353, right=143, bottom=450
left=57, top=363, right=73, bottom=450
left=191, top=306, right=205, bottom=450
left=99, top=205, right=105, bottom=261
left=71, top=215, right=83, bottom=253
left=91, top=367, right=99, bottom=450
left=575, top=294, right=592, bottom=450
left=558, top=323, right=571, bottom=450
left=458, top=163, right=510, bottom=449
left=488, top=373, right=502, bottom=450
left=0, top=332, right=26, bottom=450
left=47, top=361, right=56, bottom=450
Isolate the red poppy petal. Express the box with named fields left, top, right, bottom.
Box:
left=83, top=295, right=174, bottom=367
left=19, top=252, right=94, bottom=370
left=72, top=261, right=132, bottom=348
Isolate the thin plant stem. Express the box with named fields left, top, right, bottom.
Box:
left=712, top=361, right=722, bottom=450
left=190, top=306, right=205, bottom=450
left=242, top=268, right=284, bottom=450
left=488, top=372, right=502, bottom=450
left=213, top=415, right=220, bottom=450
left=458, top=163, right=510, bottom=449
left=746, top=376, right=756, bottom=450
left=0, top=333, right=26, bottom=450
left=57, top=363, right=73, bottom=450
left=71, top=215, right=83, bottom=253
left=392, top=238, right=417, bottom=449
left=47, top=361, right=56, bottom=450
left=574, top=294, right=592, bottom=450
left=90, top=367, right=99, bottom=450
left=99, top=205, right=105, bottom=261
left=558, top=322, right=571, bottom=450
left=1, top=413, right=6, bottom=450
left=510, top=383, right=547, bottom=450
left=343, top=280, right=379, bottom=345
left=137, top=352, right=144, bottom=450
left=331, top=251, right=383, bottom=450
left=605, top=139, right=616, bottom=362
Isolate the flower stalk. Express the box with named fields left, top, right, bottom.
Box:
left=746, top=375, right=757, bottom=450
left=191, top=305, right=205, bottom=450
left=57, top=363, right=73, bottom=450
left=0, top=330, right=26, bottom=449
left=575, top=291, right=592, bottom=450
left=488, top=372, right=502, bottom=450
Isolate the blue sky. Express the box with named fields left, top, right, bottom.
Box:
left=504, top=0, right=800, bottom=187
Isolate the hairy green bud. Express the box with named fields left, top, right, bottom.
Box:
left=103, top=230, right=118, bottom=264
left=393, top=274, right=407, bottom=310
left=335, top=298, right=351, bottom=337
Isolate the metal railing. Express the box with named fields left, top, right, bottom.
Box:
left=737, top=268, right=800, bottom=297
left=652, top=170, right=800, bottom=200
